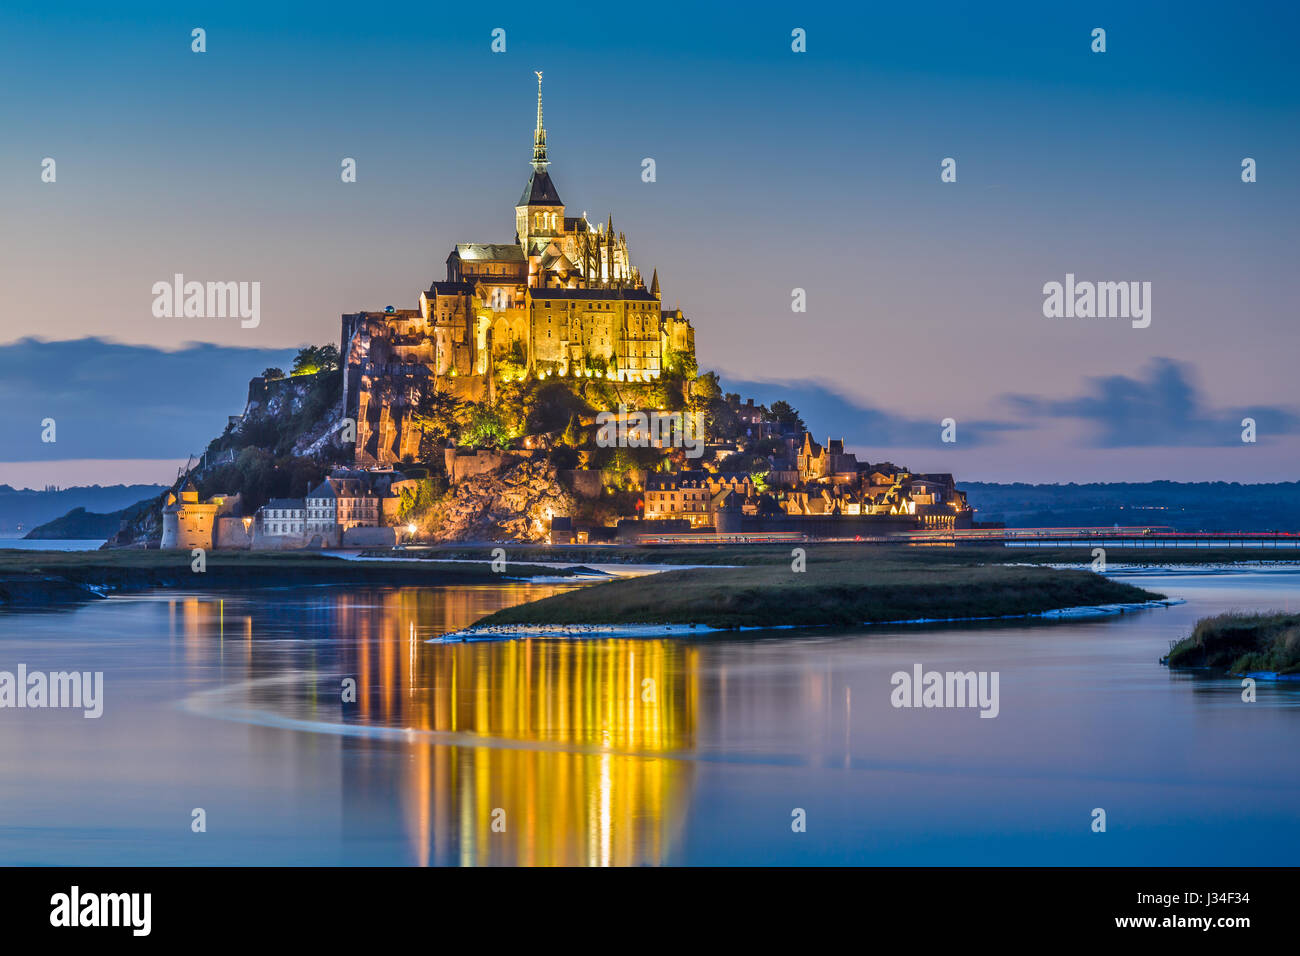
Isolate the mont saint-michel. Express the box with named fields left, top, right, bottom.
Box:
left=342, top=73, right=696, bottom=465
left=139, top=76, right=974, bottom=552
left=5, top=10, right=1299, bottom=886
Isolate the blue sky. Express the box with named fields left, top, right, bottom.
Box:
left=2, top=1, right=1297, bottom=486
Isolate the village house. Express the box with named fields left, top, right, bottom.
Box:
left=257, top=498, right=306, bottom=538
left=306, top=477, right=381, bottom=534
left=644, top=471, right=755, bottom=527
left=796, top=433, right=860, bottom=485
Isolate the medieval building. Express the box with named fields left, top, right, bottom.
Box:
left=343, top=74, right=697, bottom=465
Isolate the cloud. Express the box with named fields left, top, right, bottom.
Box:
left=719, top=374, right=1025, bottom=448
left=1, top=337, right=297, bottom=462
left=1004, top=358, right=1299, bottom=447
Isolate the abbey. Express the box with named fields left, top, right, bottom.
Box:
left=342, top=74, right=696, bottom=464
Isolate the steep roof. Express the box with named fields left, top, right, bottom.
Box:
left=426, top=281, right=476, bottom=296
left=306, top=480, right=336, bottom=499
left=307, top=478, right=368, bottom=499
left=453, top=243, right=525, bottom=262
left=261, top=498, right=305, bottom=510
left=518, top=167, right=563, bottom=206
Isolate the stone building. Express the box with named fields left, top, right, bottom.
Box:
left=306, top=477, right=380, bottom=535
left=644, top=471, right=754, bottom=527
left=257, top=498, right=306, bottom=538
left=342, top=74, right=697, bottom=465
left=160, top=482, right=242, bottom=549
left=796, top=433, right=861, bottom=485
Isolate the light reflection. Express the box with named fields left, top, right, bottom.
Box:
left=178, top=585, right=697, bottom=866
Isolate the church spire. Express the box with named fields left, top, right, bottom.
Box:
left=532, top=71, right=548, bottom=170
left=650, top=268, right=660, bottom=296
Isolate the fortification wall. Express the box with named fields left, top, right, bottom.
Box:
left=214, top=517, right=252, bottom=549
left=563, top=469, right=602, bottom=500
left=342, top=526, right=397, bottom=547
left=160, top=508, right=216, bottom=550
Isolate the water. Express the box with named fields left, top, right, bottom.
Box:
left=0, top=569, right=1297, bottom=865
left=0, top=539, right=106, bottom=551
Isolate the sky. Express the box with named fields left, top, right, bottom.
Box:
left=1, top=0, right=1297, bottom=488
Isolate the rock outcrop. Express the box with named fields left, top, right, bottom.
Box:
left=424, top=458, right=575, bottom=542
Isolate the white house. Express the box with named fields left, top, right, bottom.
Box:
left=257, top=498, right=306, bottom=538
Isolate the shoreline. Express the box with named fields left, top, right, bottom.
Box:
left=0, top=550, right=585, bottom=611
left=433, top=598, right=1184, bottom=642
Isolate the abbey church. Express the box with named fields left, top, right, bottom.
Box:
left=342, top=74, right=696, bottom=464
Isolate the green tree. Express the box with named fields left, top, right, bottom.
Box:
left=261, top=367, right=285, bottom=380
left=397, top=476, right=449, bottom=521
left=292, top=344, right=340, bottom=376
left=663, top=348, right=698, bottom=379
left=769, top=400, right=805, bottom=432
left=411, top=384, right=463, bottom=455
left=463, top=402, right=511, bottom=449
left=496, top=340, right=528, bottom=383
left=600, top=447, right=637, bottom=491
left=690, top=371, right=722, bottom=407
left=691, top=371, right=740, bottom=441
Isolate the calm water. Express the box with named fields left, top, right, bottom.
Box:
left=0, top=539, right=106, bottom=551
left=0, top=569, right=1298, bottom=865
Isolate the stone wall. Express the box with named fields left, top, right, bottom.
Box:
left=342, top=526, right=397, bottom=547
left=214, top=517, right=252, bottom=549
left=445, top=447, right=517, bottom=483
left=563, top=469, right=602, bottom=500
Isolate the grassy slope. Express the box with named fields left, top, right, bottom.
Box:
left=474, top=551, right=1163, bottom=628
left=1166, top=612, right=1300, bottom=674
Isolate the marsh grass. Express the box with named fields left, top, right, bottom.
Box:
left=475, top=551, right=1162, bottom=629
left=1166, top=611, right=1300, bottom=674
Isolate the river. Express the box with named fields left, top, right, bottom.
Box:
left=0, top=567, right=1296, bottom=865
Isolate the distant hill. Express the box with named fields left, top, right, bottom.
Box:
left=0, top=484, right=167, bottom=538
left=22, top=507, right=125, bottom=540
left=963, top=481, right=1300, bottom=532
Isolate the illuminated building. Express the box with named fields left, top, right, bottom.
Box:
left=342, top=73, right=696, bottom=465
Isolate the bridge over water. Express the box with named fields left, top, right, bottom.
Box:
left=894, top=527, right=1300, bottom=548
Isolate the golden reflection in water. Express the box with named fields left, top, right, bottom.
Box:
left=174, top=587, right=699, bottom=866
left=338, top=588, right=700, bottom=866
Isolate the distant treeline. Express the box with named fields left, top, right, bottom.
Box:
left=963, top=481, right=1300, bottom=532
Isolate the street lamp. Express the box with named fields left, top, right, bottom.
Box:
left=406, top=523, right=417, bottom=546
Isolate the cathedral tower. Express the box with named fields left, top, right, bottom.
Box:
left=516, top=71, right=565, bottom=256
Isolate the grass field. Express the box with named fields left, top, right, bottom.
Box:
left=472, top=549, right=1164, bottom=629
left=1165, top=612, right=1300, bottom=675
